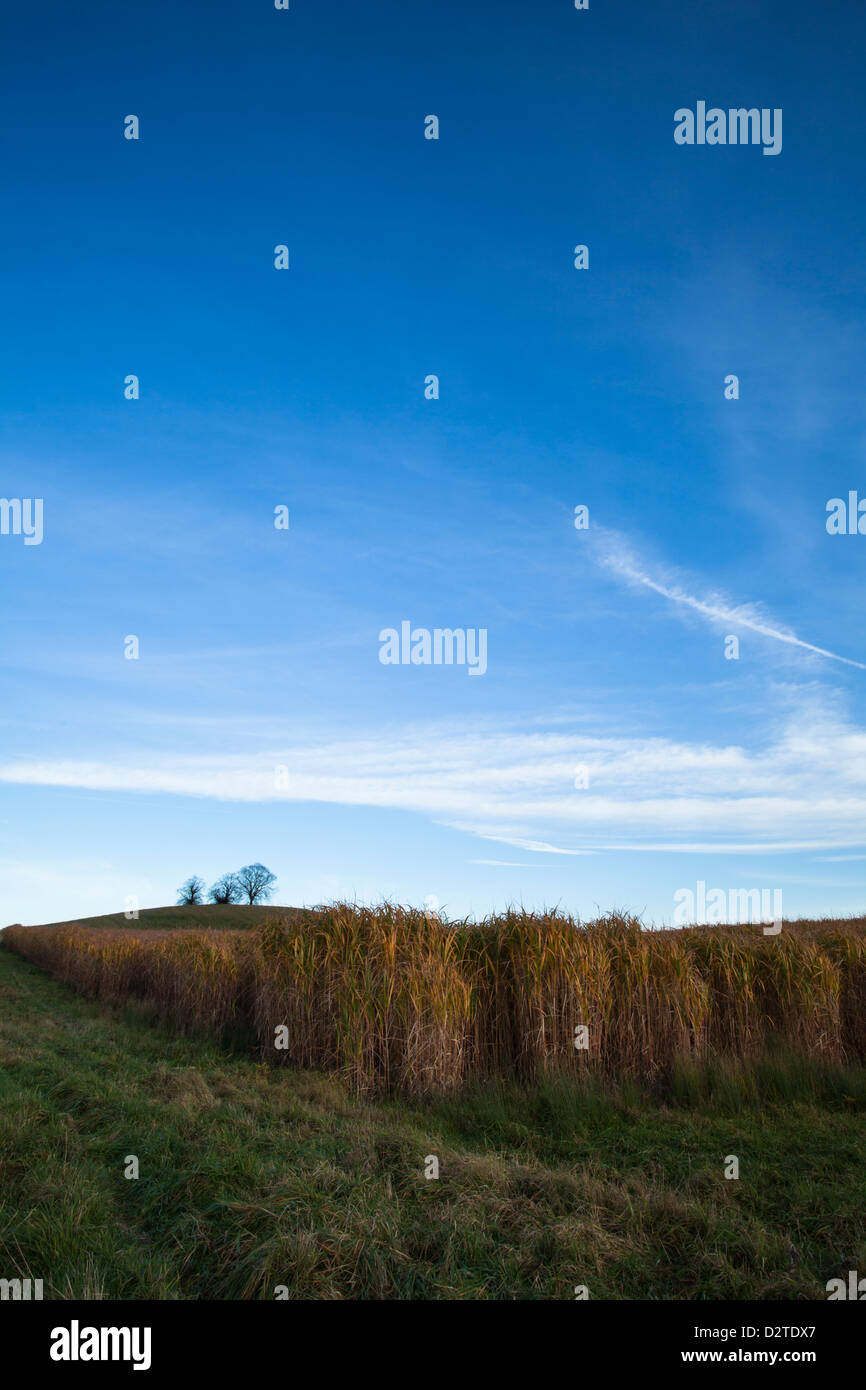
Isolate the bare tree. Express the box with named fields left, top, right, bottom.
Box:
left=177, top=875, right=206, bottom=906
left=235, top=863, right=277, bottom=905
left=208, top=873, right=242, bottom=905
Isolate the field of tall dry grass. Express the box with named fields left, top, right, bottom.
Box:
left=4, top=906, right=866, bottom=1094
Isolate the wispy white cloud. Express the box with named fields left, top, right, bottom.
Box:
left=2, top=699, right=866, bottom=855
left=469, top=859, right=562, bottom=868
left=589, top=526, right=866, bottom=670
left=476, top=834, right=594, bottom=856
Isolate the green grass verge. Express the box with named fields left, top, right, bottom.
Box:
left=0, top=946, right=863, bottom=1300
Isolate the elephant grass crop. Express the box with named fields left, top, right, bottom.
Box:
left=4, top=906, right=866, bottom=1095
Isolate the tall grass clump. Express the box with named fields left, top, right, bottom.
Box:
left=2, top=925, right=255, bottom=1041
left=4, top=907, right=866, bottom=1095
left=682, top=928, right=844, bottom=1061
left=255, top=905, right=473, bottom=1092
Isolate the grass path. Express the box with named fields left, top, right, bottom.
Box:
left=1, top=946, right=864, bottom=1299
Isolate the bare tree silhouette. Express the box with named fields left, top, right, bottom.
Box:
left=177, top=876, right=206, bottom=905
left=208, top=873, right=242, bottom=905
left=235, top=863, right=277, bottom=905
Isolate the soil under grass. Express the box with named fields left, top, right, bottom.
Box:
left=0, top=945, right=864, bottom=1300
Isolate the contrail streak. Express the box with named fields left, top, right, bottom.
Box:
left=595, top=536, right=866, bottom=671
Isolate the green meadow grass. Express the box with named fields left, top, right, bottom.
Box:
left=1, top=944, right=864, bottom=1300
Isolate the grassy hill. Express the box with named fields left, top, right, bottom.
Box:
left=9, top=903, right=315, bottom=932
left=1, top=943, right=864, bottom=1299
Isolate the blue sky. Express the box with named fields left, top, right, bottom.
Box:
left=2, top=0, right=866, bottom=926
